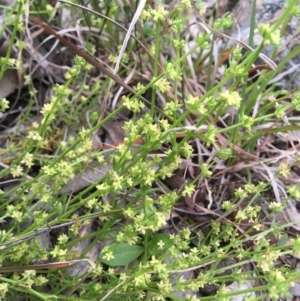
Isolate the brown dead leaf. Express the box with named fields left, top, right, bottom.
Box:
left=102, top=119, right=126, bottom=146
left=0, top=0, right=15, bottom=7
left=0, top=69, right=19, bottom=98
left=273, top=200, right=300, bottom=231
left=62, top=161, right=111, bottom=194
left=68, top=222, right=100, bottom=277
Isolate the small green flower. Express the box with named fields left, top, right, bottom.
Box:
left=53, top=84, right=72, bottom=97
left=27, top=130, right=42, bottom=141
left=90, top=264, right=103, bottom=278
left=57, top=234, right=69, bottom=245
left=153, top=77, right=171, bottom=93
left=257, top=182, right=268, bottom=190
left=111, top=177, right=123, bottom=191
left=8, top=58, right=18, bottom=67
left=232, top=47, right=243, bottom=60
left=173, top=39, right=185, bottom=49
left=10, top=165, right=23, bottom=178
left=157, top=278, right=172, bottom=294
left=269, top=202, right=284, bottom=212
left=275, top=104, right=287, bottom=119
left=234, top=187, right=247, bottom=198
left=218, top=148, right=232, bottom=159
left=180, top=0, right=191, bottom=9
left=22, top=270, right=36, bottom=279
left=203, top=124, right=217, bottom=146
left=219, top=90, right=242, bottom=108
left=244, top=183, right=256, bottom=193
left=40, top=102, right=55, bottom=117
left=164, top=101, right=182, bottom=115
left=292, top=94, right=300, bottom=110
left=214, top=12, right=233, bottom=30
left=278, top=163, right=290, bottom=177
left=93, top=283, right=102, bottom=293
left=222, top=200, right=234, bottom=211
left=186, top=95, right=198, bottom=107
left=165, top=62, right=182, bottom=80
left=157, top=191, right=177, bottom=212
left=56, top=160, right=74, bottom=178
left=42, top=164, right=56, bottom=176
left=286, top=0, right=300, bottom=16
left=241, top=115, right=254, bottom=131
left=129, top=172, right=140, bottom=185
left=181, top=228, right=191, bottom=240
left=172, top=19, right=183, bottom=32
left=101, top=202, right=112, bottom=213
left=181, top=142, right=193, bottom=158
left=103, top=251, right=114, bottom=261
left=159, top=119, right=170, bottom=130
left=199, top=245, right=211, bottom=256
left=200, top=163, right=212, bottom=177
left=97, top=154, right=105, bottom=164
left=157, top=240, right=165, bottom=250
left=116, top=231, right=125, bottom=243
left=85, top=197, right=99, bottom=209
left=96, top=183, right=110, bottom=195
left=134, top=82, right=145, bottom=92
left=182, top=183, right=195, bottom=197
left=50, top=245, right=67, bottom=260
left=0, top=98, right=9, bottom=111
left=293, top=236, right=300, bottom=257
left=11, top=210, right=25, bottom=223
left=0, top=282, right=8, bottom=298
left=108, top=54, right=117, bottom=63
left=258, top=23, right=281, bottom=46
left=143, top=169, right=156, bottom=186
left=152, top=212, right=167, bottom=231
left=21, top=153, right=34, bottom=168
left=141, top=9, right=152, bottom=20
left=288, top=185, right=300, bottom=199
left=122, top=95, right=145, bottom=113
left=195, top=33, right=209, bottom=48
left=33, top=211, right=48, bottom=225
left=226, top=60, right=247, bottom=78
left=245, top=205, right=261, bottom=220
left=152, top=6, right=168, bottom=23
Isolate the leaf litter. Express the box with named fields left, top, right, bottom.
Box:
left=0, top=0, right=300, bottom=300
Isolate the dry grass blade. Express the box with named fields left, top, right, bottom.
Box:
left=113, top=0, right=147, bottom=73
left=0, top=259, right=95, bottom=273
left=29, top=17, right=137, bottom=95
left=57, top=0, right=159, bottom=68
left=0, top=229, right=50, bottom=252
left=196, top=20, right=277, bottom=70
left=30, top=16, right=172, bottom=120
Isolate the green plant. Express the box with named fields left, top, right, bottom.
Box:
left=0, top=0, right=299, bottom=300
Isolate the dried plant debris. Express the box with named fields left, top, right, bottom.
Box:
left=67, top=222, right=100, bottom=277
left=0, top=7, right=19, bottom=98
left=0, top=0, right=15, bottom=5
left=0, top=68, right=19, bottom=99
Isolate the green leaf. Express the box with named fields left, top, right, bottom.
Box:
left=148, top=234, right=173, bottom=256
left=100, top=243, right=144, bottom=267
left=277, top=233, right=288, bottom=247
